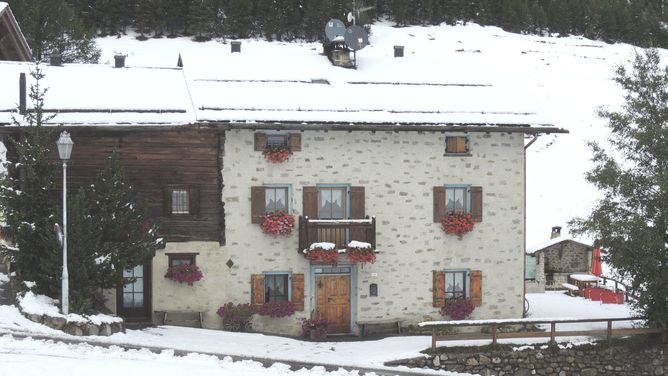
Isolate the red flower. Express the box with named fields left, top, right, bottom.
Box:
left=441, top=212, right=475, bottom=239
left=164, top=264, right=203, bottom=286
left=263, top=145, right=293, bottom=163
left=305, top=247, right=340, bottom=264
left=261, top=211, right=295, bottom=237
left=346, top=246, right=376, bottom=264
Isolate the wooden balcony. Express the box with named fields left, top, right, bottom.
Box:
left=298, top=216, right=376, bottom=252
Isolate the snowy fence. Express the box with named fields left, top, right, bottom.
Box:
left=418, top=317, right=664, bottom=352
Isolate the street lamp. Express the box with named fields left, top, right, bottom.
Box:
left=56, top=131, right=73, bottom=315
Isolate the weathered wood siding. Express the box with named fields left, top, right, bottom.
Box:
left=60, top=128, right=223, bottom=243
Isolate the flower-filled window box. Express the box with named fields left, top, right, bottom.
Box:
left=441, top=212, right=475, bottom=239
left=263, top=144, right=293, bottom=163
left=304, top=242, right=340, bottom=264
left=216, top=302, right=254, bottom=332
left=164, top=264, right=204, bottom=285
left=261, top=211, right=295, bottom=236
left=346, top=240, right=376, bottom=264
left=440, top=298, right=475, bottom=320
left=255, top=300, right=295, bottom=318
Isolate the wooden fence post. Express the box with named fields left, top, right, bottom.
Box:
left=492, top=324, right=498, bottom=345
left=607, top=320, right=613, bottom=342
left=550, top=322, right=556, bottom=343
left=431, top=326, right=437, bottom=352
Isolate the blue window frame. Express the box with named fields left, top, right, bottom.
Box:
left=444, top=269, right=471, bottom=300
left=316, top=184, right=350, bottom=220
left=263, top=271, right=292, bottom=302
left=264, top=184, right=292, bottom=214
left=445, top=184, right=471, bottom=214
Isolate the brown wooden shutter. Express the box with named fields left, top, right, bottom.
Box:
left=254, top=132, right=267, bottom=151
left=446, top=137, right=456, bottom=153
left=189, top=187, right=200, bottom=216
left=302, top=186, right=318, bottom=219
left=349, top=186, right=366, bottom=242
left=163, top=187, right=172, bottom=216
left=289, top=133, right=301, bottom=151
left=250, top=186, right=266, bottom=224
left=433, top=186, right=445, bottom=223
left=251, top=274, right=265, bottom=307
left=470, top=270, right=482, bottom=307
left=457, top=137, right=467, bottom=153
left=291, top=273, right=305, bottom=311
left=470, top=186, right=483, bottom=222
left=433, top=271, right=445, bottom=307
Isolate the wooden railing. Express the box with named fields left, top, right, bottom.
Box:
left=419, top=317, right=664, bottom=352
left=298, top=216, right=376, bottom=252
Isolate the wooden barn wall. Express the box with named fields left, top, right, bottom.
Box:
left=59, top=128, right=223, bottom=243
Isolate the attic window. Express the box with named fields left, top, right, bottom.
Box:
left=267, top=134, right=289, bottom=148
left=445, top=136, right=469, bottom=155
left=254, top=132, right=302, bottom=152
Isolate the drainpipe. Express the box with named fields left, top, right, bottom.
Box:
left=524, top=135, right=539, bottom=150
left=522, top=134, right=539, bottom=317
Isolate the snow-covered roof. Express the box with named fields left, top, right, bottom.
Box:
left=527, top=237, right=593, bottom=254
left=0, top=3, right=7, bottom=13
left=0, top=23, right=566, bottom=131
left=569, top=274, right=599, bottom=282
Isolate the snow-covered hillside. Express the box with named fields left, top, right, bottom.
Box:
left=95, top=22, right=648, bottom=246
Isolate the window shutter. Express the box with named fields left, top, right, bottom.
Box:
left=254, top=132, right=267, bottom=151
left=250, top=186, right=266, bottom=224
left=433, top=271, right=445, bottom=307
left=291, top=273, right=305, bottom=311
left=446, top=137, right=457, bottom=153
left=433, top=186, right=445, bottom=223
left=470, top=270, right=482, bottom=307
left=457, top=137, right=467, bottom=153
left=470, top=186, right=483, bottom=222
left=302, top=186, right=318, bottom=219
left=349, top=186, right=366, bottom=242
left=189, top=187, right=200, bottom=216
left=251, top=274, right=265, bottom=307
left=163, top=187, right=172, bottom=216
left=289, top=133, right=301, bottom=151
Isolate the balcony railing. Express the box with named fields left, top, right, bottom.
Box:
left=298, top=216, right=376, bottom=253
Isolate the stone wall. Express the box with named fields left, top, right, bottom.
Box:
left=389, top=342, right=667, bottom=376
left=542, top=241, right=591, bottom=288
left=20, top=309, right=124, bottom=336
left=526, top=253, right=546, bottom=293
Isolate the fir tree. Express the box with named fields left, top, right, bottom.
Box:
left=224, top=0, right=254, bottom=38
left=569, top=50, right=668, bottom=329
left=188, top=0, right=213, bottom=41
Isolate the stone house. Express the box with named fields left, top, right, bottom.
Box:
left=0, top=35, right=567, bottom=335
left=526, top=226, right=593, bottom=292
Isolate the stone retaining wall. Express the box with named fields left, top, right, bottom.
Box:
left=20, top=309, right=124, bottom=336
left=387, top=342, right=666, bottom=376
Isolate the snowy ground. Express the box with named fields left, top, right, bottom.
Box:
left=94, top=22, right=661, bottom=246
left=0, top=285, right=637, bottom=376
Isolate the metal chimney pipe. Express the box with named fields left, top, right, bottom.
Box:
left=50, top=54, right=62, bottom=66
left=114, top=54, right=126, bottom=68
left=394, top=45, right=404, bottom=57
left=231, top=41, right=241, bottom=53
left=19, top=73, right=26, bottom=114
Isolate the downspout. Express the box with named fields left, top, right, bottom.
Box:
left=522, top=135, right=539, bottom=317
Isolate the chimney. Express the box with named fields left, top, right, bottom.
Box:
left=394, top=45, right=404, bottom=57
left=114, top=54, right=127, bottom=68
left=177, top=53, right=183, bottom=68
left=19, top=73, right=26, bottom=114
left=49, top=54, right=62, bottom=66
left=551, top=226, right=562, bottom=239
left=231, top=41, right=241, bottom=53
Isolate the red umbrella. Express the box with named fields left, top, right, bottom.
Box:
left=591, top=247, right=603, bottom=276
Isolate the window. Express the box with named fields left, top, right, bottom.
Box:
left=264, top=273, right=291, bottom=302
left=445, top=185, right=470, bottom=213
left=266, top=134, right=289, bottom=148
left=254, top=132, right=301, bottom=152
left=445, top=135, right=469, bottom=154
left=445, top=269, right=470, bottom=300
left=318, top=187, right=347, bottom=219
left=171, top=189, right=189, bottom=214
left=525, top=255, right=537, bottom=280
left=167, top=253, right=197, bottom=268
left=265, top=186, right=290, bottom=214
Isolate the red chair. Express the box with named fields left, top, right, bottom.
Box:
left=601, top=291, right=624, bottom=304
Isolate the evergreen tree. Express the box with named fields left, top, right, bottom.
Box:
left=0, top=65, right=61, bottom=299
left=9, top=0, right=100, bottom=63
left=188, top=0, right=214, bottom=41
left=134, top=0, right=154, bottom=39
left=569, top=50, right=668, bottom=329
left=224, top=0, right=254, bottom=38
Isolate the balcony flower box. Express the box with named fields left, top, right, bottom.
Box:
left=164, top=264, right=203, bottom=286
left=441, top=212, right=475, bottom=239
left=304, top=242, right=340, bottom=264
left=261, top=211, right=295, bottom=237
left=346, top=240, right=376, bottom=264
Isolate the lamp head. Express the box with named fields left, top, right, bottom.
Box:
left=56, top=131, right=73, bottom=161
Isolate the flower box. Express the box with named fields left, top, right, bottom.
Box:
left=263, top=145, right=292, bottom=163
left=441, top=212, right=475, bottom=239
left=302, top=317, right=328, bottom=340
left=255, top=300, right=295, bottom=318
left=164, top=264, right=203, bottom=286
left=304, top=242, right=339, bottom=264
left=346, top=241, right=376, bottom=264
left=440, top=298, right=475, bottom=320
left=216, top=302, right=254, bottom=332
left=261, top=211, right=295, bottom=237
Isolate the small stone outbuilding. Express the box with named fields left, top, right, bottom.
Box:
left=526, top=226, right=593, bottom=292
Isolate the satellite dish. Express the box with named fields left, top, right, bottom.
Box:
left=347, top=12, right=354, bottom=23
left=344, top=25, right=368, bottom=51
left=325, top=19, right=346, bottom=42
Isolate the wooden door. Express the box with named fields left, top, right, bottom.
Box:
left=315, top=275, right=351, bottom=334
left=117, top=264, right=152, bottom=321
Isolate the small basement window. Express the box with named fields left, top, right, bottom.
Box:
left=445, top=136, right=469, bottom=155
left=171, top=189, right=189, bottom=214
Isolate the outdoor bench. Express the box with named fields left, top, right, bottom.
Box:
left=154, top=310, right=203, bottom=328
left=562, top=283, right=580, bottom=296
left=356, top=319, right=402, bottom=337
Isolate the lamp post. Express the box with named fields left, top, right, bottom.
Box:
left=56, top=131, right=73, bottom=315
